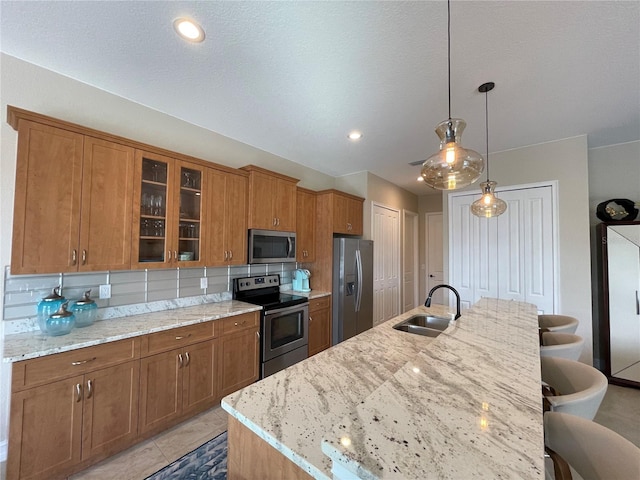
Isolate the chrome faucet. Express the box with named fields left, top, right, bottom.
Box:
left=424, top=284, right=461, bottom=319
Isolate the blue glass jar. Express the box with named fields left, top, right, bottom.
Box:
left=45, top=302, right=76, bottom=336
left=70, top=290, right=97, bottom=327
left=37, top=286, right=66, bottom=334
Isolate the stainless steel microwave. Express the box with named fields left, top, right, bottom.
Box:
left=248, top=229, right=296, bottom=264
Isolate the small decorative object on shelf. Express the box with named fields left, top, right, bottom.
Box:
left=70, top=290, right=98, bottom=327
left=37, top=286, right=66, bottom=334
left=45, top=301, right=76, bottom=336
left=596, top=199, right=639, bottom=222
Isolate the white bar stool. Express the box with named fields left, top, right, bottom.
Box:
left=538, top=314, right=579, bottom=334
left=540, top=332, right=584, bottom=361
left=544, top=411, right=640, bottom=480
left=541, top=356, right=608, bottom=420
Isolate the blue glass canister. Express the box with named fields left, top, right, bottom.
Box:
left=37, top=286, right=66, bottom=334
left=70, top=290, right=97, bottom=327
left=45, top=301, right=76, bottom=336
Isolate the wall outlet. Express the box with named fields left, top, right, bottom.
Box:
left=99, top=284, right=111, bottom=299
left=200, top=277, right=208, bottom=289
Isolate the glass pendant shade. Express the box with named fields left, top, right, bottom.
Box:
left=421, top=119, right=484, bottom=190
left=471, top=181, right=507, bottom=218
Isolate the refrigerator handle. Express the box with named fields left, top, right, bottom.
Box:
left=355, top=248, right=363, bottom=312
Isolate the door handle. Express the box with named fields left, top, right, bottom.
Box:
left=184, top=351, right=190, bottom=367
left=429, top=274, right=435, bottom=278
left=178, top=353, right=183, bottom=368
left=75, top=383, right=82, bottom=402
left=71, top=249, right=77, bottom=266
left=86, top=379, right=93, bottom=399
left=81, top=249, right=87, bottom=265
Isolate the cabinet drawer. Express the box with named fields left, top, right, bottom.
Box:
left=142, top=322, right=216, bottom=357
left=12, top=338, right=140, bottom=391
left=309, top=295, right=331, bottom=312
left=219, top=312, right=259, bottom=336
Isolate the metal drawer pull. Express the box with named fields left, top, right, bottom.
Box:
left=175, top=333, right=192, bottom=340
left=184, top=352, right=190, bottom=366
left=71, top=357, right=97, bottom=366
left=309, top=316, right=313, bottom=322
left=234, top=320, right=247, bottom=326
left=75, top=383, right=82, bottom=402
left=178, top=353, right=183, bottom=367
left=71, top=249, right=77, bottom=265
left=86, top=379, right=93, bottom=399
left=256, top=331, right=260, bottom=339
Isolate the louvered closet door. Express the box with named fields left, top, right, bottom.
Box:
left=449, top=184, right=555, bottom=313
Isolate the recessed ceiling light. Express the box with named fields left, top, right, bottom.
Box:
left=174, top=18, right=205, bottom=43
left=348, top=131, right=363, bottom=141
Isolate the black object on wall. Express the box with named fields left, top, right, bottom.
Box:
left=596, top=199, right=638, bottom=222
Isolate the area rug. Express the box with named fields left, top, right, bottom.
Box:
left=146, top=430, right=227, bottom=480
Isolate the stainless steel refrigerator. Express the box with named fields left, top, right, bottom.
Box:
left=332, top=238, right=374, bottom=345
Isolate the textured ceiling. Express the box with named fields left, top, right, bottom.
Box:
left=1, top=1, right=639, bottom=195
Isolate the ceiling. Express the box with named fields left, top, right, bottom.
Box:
left=1, top=1, right=638, bottom=196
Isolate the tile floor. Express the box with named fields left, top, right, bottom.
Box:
left=1, top=385, right=638, bottom=480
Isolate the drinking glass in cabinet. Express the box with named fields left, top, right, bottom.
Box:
left=142, top=160, right=167, bottom=183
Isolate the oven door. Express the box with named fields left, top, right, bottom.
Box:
left=262, top=304, right=309, bottom=362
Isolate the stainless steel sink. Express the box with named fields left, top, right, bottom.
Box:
left=392, top=315, right=452, bottom=337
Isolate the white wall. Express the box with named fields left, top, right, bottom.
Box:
left=418, top=194, right=443, bottom=302
left=587, top=140, right=640, bottom=369
left=442, top=136, right=593, bottom=363
left=0, top=53, right=337, bottom=456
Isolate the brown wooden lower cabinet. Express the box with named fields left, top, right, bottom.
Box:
left=8, top=361, right=139, bottom=480
left=7, top=312, right=261, bottom=480
left=308, top=295, right=332, bottom=357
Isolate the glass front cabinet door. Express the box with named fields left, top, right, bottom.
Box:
left=132, top=151, right=205, bottom=268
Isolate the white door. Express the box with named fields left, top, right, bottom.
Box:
left=449, top=184, right=556, bottom=313
left=403, top=210, right=419, bottom=312
left=373, top=203, right=400, bottom=325
left=426, top=213, right=445, bottom=305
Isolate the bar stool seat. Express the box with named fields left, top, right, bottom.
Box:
left=544, top=411, right=640, bottom=480
left=541, top=356, right=608, bottom=420
left=540, top=332, right=584, bottom=361
left=538, top=314, right=579, bottom=334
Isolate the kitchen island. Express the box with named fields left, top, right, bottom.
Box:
left=221, top=298, right=544, bottom=479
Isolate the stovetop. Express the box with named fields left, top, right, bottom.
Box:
left=233, top=274, right=308, bottom=310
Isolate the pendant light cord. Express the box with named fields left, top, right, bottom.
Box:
left=485, top=89, right=489, bottom=181
left=447, top=0, right=452, bottom=120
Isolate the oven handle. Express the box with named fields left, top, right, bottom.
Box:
left=263, top=303, right=309, bottom=318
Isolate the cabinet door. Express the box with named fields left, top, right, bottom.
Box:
left=11, top=120, right=83, bottom=274
left=333, top=194, right=350, bottom=234
left=308, top=297, right=331, bottom=357
left=175, top=161, right=206, bottom=267
left=8, top=376, right=84, bottom=480
left=81, top=362, right=140, bottom=461
left=218, top=328, right=260, bottom=398
left=79, top=137, right=134, bottom=271
left=182, top=340, right=218, bottom=415
left=347, top=198, right=364, bottom=235
left=275, top=179, right=297, bottom=232
left=132, top=151, right=175, bottom=268
left=226, top=172, right=248, bottom=264
left=206, top=168, right=228, bottom=265
left=248, top=171, right=276, bottom=230
left=296, top=189, right=316, bottom=262
left=139, top=349, right=182, bottom=435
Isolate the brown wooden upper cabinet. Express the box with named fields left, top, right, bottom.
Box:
left=10, top=117, right=134, bottom=274
left=318, top=189, right=364, bottom=236
left=296, top=188, right=317, bottom=262
left=206, top=168, right=248, bottom=265
left=241, top=165, right=298, bottom=232
left=132, top=151, right=206, bottom=268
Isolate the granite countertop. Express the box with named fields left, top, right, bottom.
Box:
left=281, top=289, right=332, bottom=299
left=3, top=300, right=261, bottom=363
left=221, top=298, right=544, bottom=479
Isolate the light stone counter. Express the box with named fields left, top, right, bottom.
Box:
left=222, top=298, right=544, bottom=479
left=3, top=300, right=261, bottom=363
left=282, top=289, right=332, bottom=300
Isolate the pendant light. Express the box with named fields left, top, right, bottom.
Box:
left=421, top=0, right=484, bottom=190
left=471, top=82, right=507, bottom=218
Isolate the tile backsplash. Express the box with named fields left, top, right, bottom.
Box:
left=3, top=263, right=296, bottom=335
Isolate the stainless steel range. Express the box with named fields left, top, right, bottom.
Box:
left=233, top=274, right=309, bottom=378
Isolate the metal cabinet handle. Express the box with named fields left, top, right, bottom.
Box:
left=184, top=352, right=190, bottom=367
left=72, top=249, right=77, bottom=265
left=309, top=316, right=313, bottom=322
left=71, top=357, right=97, bottom=366
left=75, top=383, right=82, bottom=402
left=277, top=218, right=280, bottom=226
left=234, top=320, right=247, bottom=327
left=256, top=331, right=260, bottom=339
left=86, top=379, right=93, bottom=399
left=178, top=353, right=183, bottom=367
left=229, top=250, right=233, bottom=260
left=175, top=334, right=191, bottom=340
left=167, top=250, right=172, bottom=260
left=273, top=218, right=277, bottom=226
left=224, top=251, right=228, bottom=260
left=81, top=249, right=87, bottom=265
left=174, top=251, right=178, bottom=261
